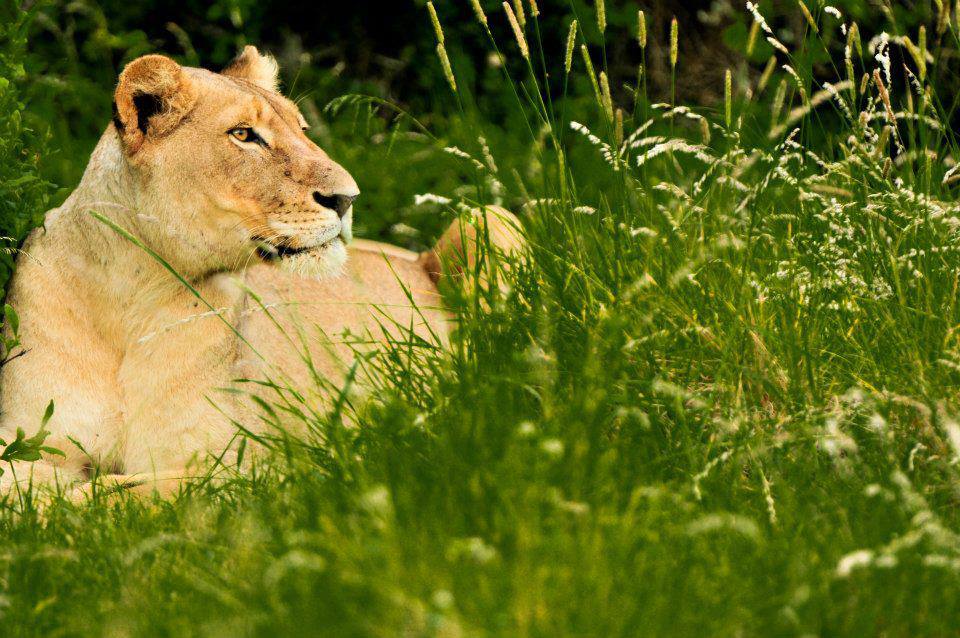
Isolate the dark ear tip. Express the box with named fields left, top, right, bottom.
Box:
left=132, top=93, right=164, bottom=135
left=111, top=101, right=125, bottom=132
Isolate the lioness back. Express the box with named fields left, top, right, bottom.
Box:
left=239, top=240, right=449, bottom=391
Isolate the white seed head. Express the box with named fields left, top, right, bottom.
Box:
left=766, top=36, right=789, bottom=54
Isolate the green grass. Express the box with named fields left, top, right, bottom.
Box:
left=3, top=2, right=960, bottom=636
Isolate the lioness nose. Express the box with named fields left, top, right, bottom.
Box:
left=313, top=192, right=357, bottom=219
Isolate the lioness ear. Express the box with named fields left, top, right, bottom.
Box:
left=221, top=45, right=280, bottom=91
left=113, top=55, right=196, bottom=155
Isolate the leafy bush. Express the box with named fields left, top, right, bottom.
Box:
left=0, top=2, right=51, bottom=290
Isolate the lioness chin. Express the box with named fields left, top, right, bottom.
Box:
left=0, top=46, right=521, bottom=501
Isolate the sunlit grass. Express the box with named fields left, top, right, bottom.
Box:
left=3, top=1, right=960, bottom=635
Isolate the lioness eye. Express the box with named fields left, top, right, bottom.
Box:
left=228, top=127, right=264, bottom=145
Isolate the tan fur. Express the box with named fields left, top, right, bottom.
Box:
left=221, top=45, right=281, bottom=91
left=418, top=205, right=525, bottom=292
left=0, top=49, right=521, bottom=500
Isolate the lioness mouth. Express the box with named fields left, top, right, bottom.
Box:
left=274, top=244, right=312, bottom=257
left=254, top=238, right=339, bottom=261
left=255, top=244, right=305, bottom=260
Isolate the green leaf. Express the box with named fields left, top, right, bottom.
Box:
left=40, top=400, right=54, bottom=428
left=0, top=419, right=63, bottom=464
left=236, top=437, right=247, bottom=468
left=4, top=303, right=18, bottom=338
left=39, top=445, right=65, bottom=458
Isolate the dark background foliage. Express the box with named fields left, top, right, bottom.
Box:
left=0, top=0, right=949, bottom=290
left=17, top=0, right=945, bottom=192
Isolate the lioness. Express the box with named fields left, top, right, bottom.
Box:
left=0, top=47, right=520, bottom=498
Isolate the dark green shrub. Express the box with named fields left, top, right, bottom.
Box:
left=0, top=2, right=52, bottom=291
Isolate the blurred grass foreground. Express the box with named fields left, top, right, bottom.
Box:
left=3, top=0, right=960, bottom=635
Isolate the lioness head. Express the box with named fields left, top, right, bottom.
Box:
left=111, top=46, right=358, bottom=277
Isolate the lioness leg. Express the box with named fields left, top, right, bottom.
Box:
left=0, top=460, right=83, bottom=503
left=418, top=205, right=524, bottom=286
left=68, top=469, right=198, bottom=503
left=0, top=233, right=127, bottom=496
left=118, top=274, right=247, bottom=481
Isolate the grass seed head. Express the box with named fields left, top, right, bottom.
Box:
left=766, top=36, right=789, bottom=55
left=937, top=0, right=950, bottom=33
left=918, top=25, right=927, bottom=81
left=783, top=64, right=808, bottom=105
left=503, top=2, right=530, bottom=60
left=638, top=10, right=647, bottom=49
left=725, top=69, right=733, bottom=128
left=580, top=44, right=602, bottom=105
left=615, top=108, right=623, bottom=147
left=436, top=44, right=457, bottom=93
left=847, top=22, right=862, bottom=58
left=747, top=2, right=788, bottom=53
left=798, top=0, right=819, bottom=34
left=901, top=35, right=925, bottom=82
left=670, top=17, right=678, bottom=67
left=469, top=0, right=488, bottom=29
left=770, top=78, right=787, bottom=125
left=746, top=1, right=774, bottom=36
left=746, top=20, right=760, bottom=56
left=528, top=0, right=539, bottom=18
left=427, top=2, right=444, bottom=44
left=757, top=55, right=777, bottom=93
left=876, top=124, right=891, bottom=157
left=600, top=71, right=614, bottom=122
left=596, top=0, right=606, bottom=34
left=564, top=20, right=578, bottom=74
left=513, top=0, right=526, bottom=29
left=873, top=68, right=896, bottom=126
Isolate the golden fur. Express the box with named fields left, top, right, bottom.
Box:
left=0, top=47, right=521, bottom=499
